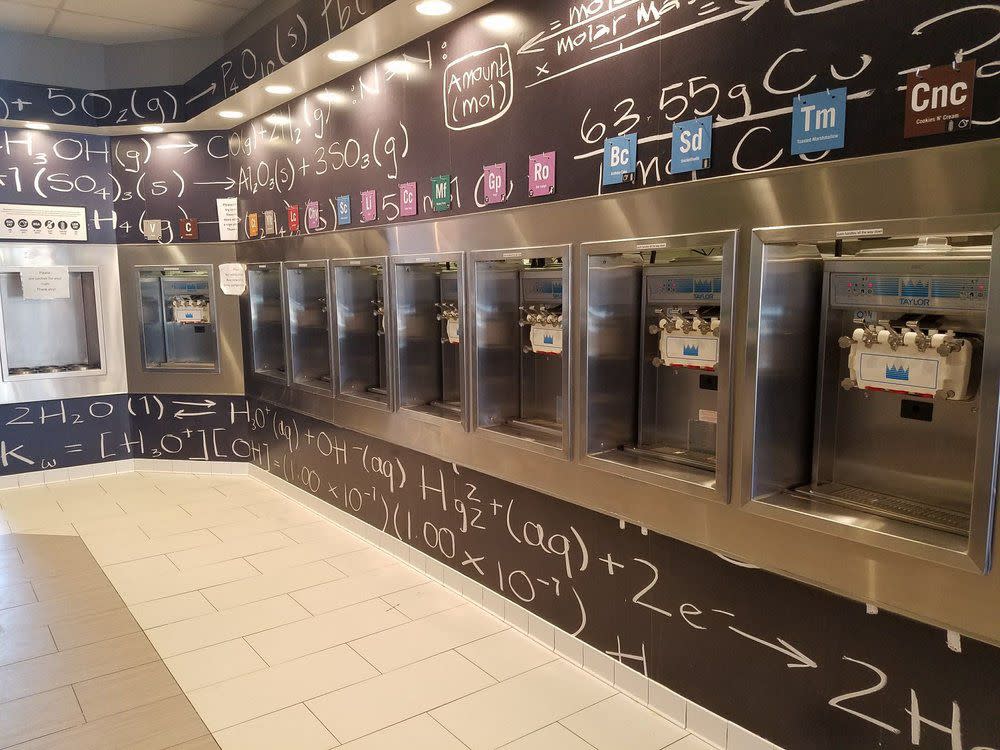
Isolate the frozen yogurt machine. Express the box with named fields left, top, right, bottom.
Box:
left=138, top=265, right=218, bottom=371
left=331, top=256, right=393, bottom=410
left=745, top=217, right=1000, bottom=571
left=469, top=245, right=571, bottom=458
left=391, top=253, right=466, bottom=425
left=284, top=260, right=334, bottom=395
left=580, top=231, right=736, bottom=501
left=247, top=262, right=288, bottom=383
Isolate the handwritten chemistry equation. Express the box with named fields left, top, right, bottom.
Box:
left=247, top=401, right=999, bottom=750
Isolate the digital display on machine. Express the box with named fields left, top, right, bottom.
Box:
left=831, top=273, right=988, bottom=311
left=646, top=272, right=722, bottom=303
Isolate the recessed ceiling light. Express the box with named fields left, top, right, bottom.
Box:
left=218, top=110, right=244, bottom=119
left=480, top=13, right=517, bottom=32
left=264, top=84, right=294, bottom=95
left=140, top=125, right=164, bottom=133
left=25, top=122, right=49, bottom=130
left=316, top=90, right=347, bottom=104
left=415, top=0, right=452, bottom=15
left=385, top=59, right=416, bottom=75
left=266, top=114, right=291, bottom=126
left=327, top=49, right=359, bottom=63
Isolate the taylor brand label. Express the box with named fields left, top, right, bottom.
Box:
left=483, top=163, right=507, bottom=204
left=528, top=151, right=556, bottom=197
left=904, top=60, right=975, bottom=138
left=399, top=182, right=417, bottom=217
left=836, top=228, right=884, bottom=238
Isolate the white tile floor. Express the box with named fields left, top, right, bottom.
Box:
left=0, top=467, right=736, bottom=750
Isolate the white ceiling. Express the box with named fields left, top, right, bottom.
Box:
left=0, top=0, right=267, bottom=44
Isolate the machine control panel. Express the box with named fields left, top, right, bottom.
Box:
left=521, top=274, right=563, bottom=303
left=646, top=269, right=723, bottom=304
left=831, top=273, right=989, bottom=311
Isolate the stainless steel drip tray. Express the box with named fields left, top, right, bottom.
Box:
left=589, top=447, right=717, bottom=490
left=623, top=444, right=716, bottom=472
left=489, top=418, right=563, bottom=448
left=404, top=400, right=462, bottom=422
left=792, top=483, right=970, bottom=536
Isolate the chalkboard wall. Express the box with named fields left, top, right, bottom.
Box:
left=247, top=399, right=1000, bottom=750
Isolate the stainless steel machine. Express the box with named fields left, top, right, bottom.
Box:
left=391, top=253, right=466, bottom=425
left=0, top=266, right=106, bottom=381
left=745, top=217, right=1000, bottom=572
left=579, top=232, right=736, bottom=501
left=331, top=256, right=393, bottom=410
left=284, top=260, right=334, bottom=395
left=247, top=262, right=288, bottom=383
left=137, top=265, right=218, bottom=371
left=469, top=245, right=571, bottom=458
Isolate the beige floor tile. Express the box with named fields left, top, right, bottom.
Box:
left=663, top=736, right=716, bottom=750
left=163, top=735, right=221, bottom=749
left=282, top=521, right=362, bottom=546
left=74, top=506, right=189, bottom=537
left=113, top=558, right=259, bottom=605
left=202, top=560, right=344, bottom=611
left=0, top=624, right=57, bottom=667
left=48, top=607, right=141, bottom=650
left=210, top=516, right=316, bottom=542
left=335, top=714, right=466, bottom=750
left=167, top=532, right=294, bottom=570
left=188, top=645, right=378, bottom=732
left=244, top=499, right=318, bottom=522
left=292, top=564, right=426, bottom=615
left=247, top=598, right=407, bottom=666
left=104, top=554, right=178, bottom=583
left=0, top=631, right=158, bottom=702
left=88, top=529, right=221, bottom=566
left=30, top=569, right=109, bottom=602
left=352, top=604, right=506, bottom=672
left=147, top=594, right=309, bottom=658
left=502, top=723, right=598, bottom=750
left=307, top=651, right=494, bottom=743
left=140, top=507, right=258, bottom=539
left=214, top=704, right=337, bottom=750
left=430, top=661, right=617, bottom=750
left=129, top=591, right=217, bottom=629
left=73, top=660, right=181, bottom=721
left=0, top=585, right=124, bottom=630
left=457, top=628, right=559, bottom=681
left=0, top=580, right=37, bottom=609
left=0, top=687, right=84, bottom=747
left=327, top=547, right=399, bottom=576
left=381, top=581, right=465, bottom=620
left=180, top=494, right=258, bottom=516
left=245, top=538, right=365, bottom=574
left=10, top=694, right=211, bottom=750
left=165, top=639, right=267, bottom=692
left=561, top=694, right=686, bottom=750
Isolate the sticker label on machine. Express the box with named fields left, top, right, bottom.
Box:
left=663, top=335, right=719, bottom=367
left=858, top=353, right=939, bottom=391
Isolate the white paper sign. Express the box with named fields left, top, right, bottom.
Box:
left=21, top=266, right=70, bottom=299
left=218, top=263, right=246, bottom=296
left=216, top=198, right=239, bottom=241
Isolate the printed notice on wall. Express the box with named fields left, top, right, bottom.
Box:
left=21, top=266, right=70, bottom=300
left=218, top=263, right=246, bottom=296
left=216, top=198, right=239, bottom=241
left=0, top=204, right=86, bottom=242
